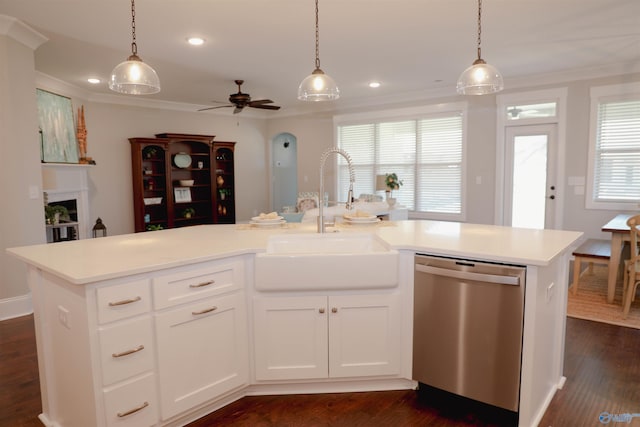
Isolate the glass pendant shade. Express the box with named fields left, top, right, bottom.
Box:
left=456, top=58, right=504, bottom=95
left=109, top=54, right=160, bottom=95
left=457, top=0, right=503, bottom=96
left=298, top=68, right=340, bottom=101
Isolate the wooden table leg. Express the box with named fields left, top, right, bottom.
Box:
left=608, top=234, right=624, bottom=303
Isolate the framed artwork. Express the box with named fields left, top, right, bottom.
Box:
left=174, top=187, right=192, bottom=203
left=36, top=89, right=79, bottom=163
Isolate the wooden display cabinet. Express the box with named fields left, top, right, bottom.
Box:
left=213, top=142, right=236, bottom=224
left=130, top=134, right=236, bottom=232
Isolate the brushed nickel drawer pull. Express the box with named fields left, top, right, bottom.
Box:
left=112, top=344, right=145, bottom=358
left=108, top=296, right=141, bottom=307
left=189, top=280, right=215, bottom=288
left=117, top=401, right=149, bottom=418
left=192, top=306, right=218, bottom=315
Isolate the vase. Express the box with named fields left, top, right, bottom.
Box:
left=387, top=197, right=397, bottom=208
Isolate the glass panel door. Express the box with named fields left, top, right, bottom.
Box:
left=504, top=124, right=557, bottom=229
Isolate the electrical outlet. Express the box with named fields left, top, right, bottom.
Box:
left=57, top=305, right=71, bottom=329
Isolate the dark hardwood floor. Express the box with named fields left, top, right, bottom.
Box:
left=2, top=314, right=639, bottom=427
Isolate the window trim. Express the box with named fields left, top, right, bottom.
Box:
left=333, top=103, right=468, bottom=221
left=586, top=82, right=640, bottom=211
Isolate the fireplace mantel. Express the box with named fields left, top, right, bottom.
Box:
left=42, top=163, right=93, bottom=239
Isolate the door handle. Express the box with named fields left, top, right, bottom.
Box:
left=549, top=195, right=555, bottom=200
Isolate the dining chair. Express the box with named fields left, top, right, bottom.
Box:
left=622, top=214, right=640, bottom=319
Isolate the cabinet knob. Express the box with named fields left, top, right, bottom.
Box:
left=319, top=308, right=325, bottom=314
left=331, top=307, right=338, bottom=313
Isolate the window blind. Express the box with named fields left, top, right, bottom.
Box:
left=594, top=100, right=640, bottom=202
left=337, top=112, right=463, bottom=216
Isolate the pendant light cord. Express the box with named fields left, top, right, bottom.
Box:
left=130, top=0, right=138, bottom=56
left=476, top=0, right=482, bottom=60
left=314, top=0, right=321, bottom=70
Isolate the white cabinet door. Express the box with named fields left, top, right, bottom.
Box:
left=253, top=293, right=402, bottom=381
left=328, top=294, right=402, bottom=378
left=253, top=295, right=328, bottom=381
left=155, top=292, right=248, bottom=420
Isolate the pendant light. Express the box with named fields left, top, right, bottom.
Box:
left=456, top=0, right=503, bottom=95
left=297, top=0, right=340, bottom=101
left=109, top=0, right=160, bottom=95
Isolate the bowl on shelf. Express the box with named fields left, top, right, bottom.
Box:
left=179, top=179, right=194, bottom=187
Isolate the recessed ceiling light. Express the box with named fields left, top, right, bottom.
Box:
left=87, top=78, right=101, bottom=84
left=369, top=81, right=381, bottom=88
left=187, top=37, right=205, bottom=46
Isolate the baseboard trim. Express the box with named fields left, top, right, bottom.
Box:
left=0, top=293, right=33, bottom=321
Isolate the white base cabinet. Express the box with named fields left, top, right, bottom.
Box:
left=27, top=256, right=248, bottom=427
left=155, top=291, right=248, bottom=420
left=253, top=293, right=402, bottom=381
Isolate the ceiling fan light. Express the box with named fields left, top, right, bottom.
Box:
left=109, top=55, right=160, bottom=95
left=456, top=59, right=503, bottom=95
left=298, top=68, right=340, bottom=101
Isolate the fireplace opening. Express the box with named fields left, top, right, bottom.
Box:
left=45, top=198, right=79, bottom=243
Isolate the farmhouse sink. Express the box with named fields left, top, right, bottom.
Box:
left=254, top=233, right=399, bottom=291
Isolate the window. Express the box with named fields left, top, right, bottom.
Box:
left=335, top=104, right=466, bottom=220
left=587, top=83, right=640, bottom=210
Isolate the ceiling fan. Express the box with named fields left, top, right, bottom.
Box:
left=198, top=80, right=281, bottom=114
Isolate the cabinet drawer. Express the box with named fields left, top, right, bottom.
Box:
left=99, top=317, right=154, bottom=386
left=103, top=373, right=158, bottom=427
left=97, top=279, right=151, bottom=324
left=153, top=260, right=243, bottom=309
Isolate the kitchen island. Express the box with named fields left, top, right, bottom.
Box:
left=7, top=220, right=582, bottom=427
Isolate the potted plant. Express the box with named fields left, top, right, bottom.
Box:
left=182, top=207, right=195, bottom=219
left=44, top=205, right=70, bottom=224
left=143, top=146, right=158, bottom=159
left=384, top=173, right=403, bottom=207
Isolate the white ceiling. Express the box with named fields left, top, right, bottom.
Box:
left=1, top=0, right=639, bottom=116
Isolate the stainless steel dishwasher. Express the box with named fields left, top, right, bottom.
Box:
left=413, top=254, right=526, bottom=412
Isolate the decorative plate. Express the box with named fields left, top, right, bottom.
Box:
left=345, top=218, right=381, bottom=225
left=250, top=219, right=286, bottom=227
left=251, top=216, right=284, bottom=224
left=343, top=214, right=378, bottom=222
left=174, top=153, right=192, bottom=168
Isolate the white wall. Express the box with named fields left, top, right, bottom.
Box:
left=559, top=72, right=640, bottom=239
left=0, top=21, right=47, bottom=312
left=267, top=115, right=335, bottom=198
left=79, top=102, right=270, bottom=235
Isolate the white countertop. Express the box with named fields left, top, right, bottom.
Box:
left=6, top=220, right=582, bottom=285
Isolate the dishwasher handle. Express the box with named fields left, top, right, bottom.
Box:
left=415, top=263, right=521, bottom=286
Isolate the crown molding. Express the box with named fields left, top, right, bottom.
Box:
left=0, top=15, right=47, bottom=50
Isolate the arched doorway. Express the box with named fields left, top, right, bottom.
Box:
left=271, top=133, right=298, bottom=212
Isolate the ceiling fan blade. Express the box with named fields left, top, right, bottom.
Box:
left=248, top=99, right=274, bottom=106
left=251, top=104, right=281, bottom=110
left=197, top=105, right=232, bottom=112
